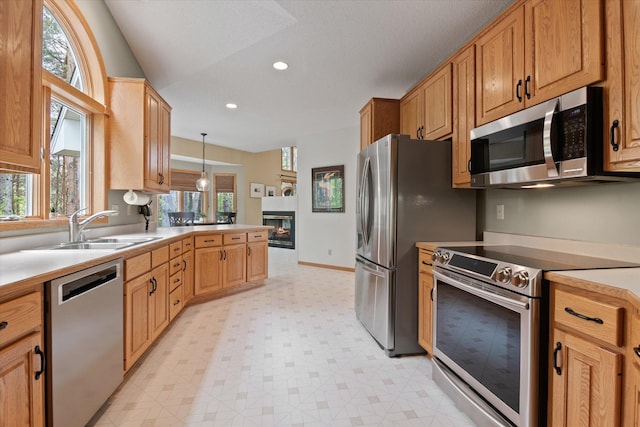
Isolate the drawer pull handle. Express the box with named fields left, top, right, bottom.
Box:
left=173, top=262, right=180, bottom=268
left=553, top=342, right=562, bottom=375
left=255, top=235, right=262, bottom=238
left=421, top=260, right=432, bottom=266
left=173, top=278, right=180, bottom=284
left=174, top=299, right=181, bottom=306
left=35, top=345, right=45, bottom=380
left=564, top=307, right=603, bottom=324
left=634, top=346, right=640, bottom=358
left=183, top=259, right=187, bottom=271
left=0, top=321, right=8, bottom=330
left=204, top=239, right=217, bottom=243
left=232, top=237, right=240, bottom=240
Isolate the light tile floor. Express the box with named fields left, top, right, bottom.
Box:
left=92, top=251, right=475, bottom=427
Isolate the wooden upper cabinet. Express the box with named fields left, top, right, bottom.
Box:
left=452, top=46, right=475, bottom=187
left=359, top=98, right=400, bottom=151
left=421, top=63, right=453, bottom=141
left=476, top=0, right=603, bottom=126
left=400, top=64, right=452, bottom=141
left=400, top=89, right=422, bottom=139
left=604, top=0, right=640, bottom=171
left=0, top=0, right=43, bottom=173
left=109, top=78, right=172, bottom=192
left=475, top=6, right=525, bottom=125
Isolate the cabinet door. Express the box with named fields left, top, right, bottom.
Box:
left=524, top=0, right=603, bottom=104
left=421, top=63, right=453, bottom=140
left=418, top=272, right=433, bottom=354
left=195, top=247, right=223, bottom=294
left=247, top=241, right=268, bottom=282
left=124, top=273, right=151, bottom=371
left=0, top=0, right=42, bottom=173
left=452, top=46, right=475, bottom=187
left=144, top=89, right=161, bottom=190
left=605, top=0, right=640, bottom=170
left=223, top=244, right=247, bottom=288
left=159, top=101, right=171, bottom=191
left=475, top=6, right=525, bottom=125
left=550, top=329, right=622, bottom=427
left=149, top=263, right=169, bottom=340
left=360, top=102, right=372, bottom=151
left=182, top=250, right=194, bottom=302
left=0, top=332, right=44, bottom=427
left=400, top=89, right=422, bottom=139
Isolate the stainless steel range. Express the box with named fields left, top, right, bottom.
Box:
left=430, top=245, right=638, bottom=427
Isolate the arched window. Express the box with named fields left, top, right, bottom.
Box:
left=0, top=0, right=108, bottom=224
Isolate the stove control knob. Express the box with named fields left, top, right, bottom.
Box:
left=512, top=271, right=530, bottom=288
left=496, top=267, right=512, bottom=283
left=441, top=252, right=451, bottom=262
left=431, top=251, right=440, bottom=263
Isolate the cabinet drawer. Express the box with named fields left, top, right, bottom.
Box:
left=169, top=270, right=182, bottom=292
left=169, top=285, right=183, bottom=321
left=125, top=252, right=151, bottom=281
left=554, top=289, right=624, bottom=346
left=169, top=256, right=183, bottom=277
left=182, top=237, right=193, bottom=252
left=224, top=233, right=247, bottom=245
left=152, top=246, right=169, bottom=268
left=247, top=231, right=267, bottom=242
left=418, top=250, right=434, bottom=273
left=169, top=241, right=182, bottom=259
left=195, top=235, right=222, bottom=248
left=0, top=292, right=41, bottom=348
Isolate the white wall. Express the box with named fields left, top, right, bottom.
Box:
left=296, top=126, right=359, bottom=269
left=482, top=182, right=640, bottom=246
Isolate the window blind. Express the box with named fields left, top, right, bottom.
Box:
left=171, top=170, right=200, bottom=192
left=215, top=174, right=235, bottom=193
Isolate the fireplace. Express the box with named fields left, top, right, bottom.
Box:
left=262, top=211, right=295, bottom=249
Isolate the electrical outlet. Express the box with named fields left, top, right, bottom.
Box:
left=496, top=204, right=505, bottom=220
left=328, top=249, right=332, bottom=256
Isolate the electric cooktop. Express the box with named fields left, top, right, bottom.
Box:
left=440, top=245, right=640, bottom=271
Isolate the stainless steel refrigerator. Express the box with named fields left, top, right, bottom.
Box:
left=355, top=134, right=477, bottom=357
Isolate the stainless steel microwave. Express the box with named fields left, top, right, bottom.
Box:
left=469, top=86, right=639, bottom=188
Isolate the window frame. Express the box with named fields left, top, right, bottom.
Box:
left=213, top=173, right=237, bottom=216
left=281, top=146, right=298, bottom=172
left=0, top=0, right=109, bottom=231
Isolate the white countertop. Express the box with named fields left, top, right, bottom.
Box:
left=546, top=268, right=640, bottom=295
left=0, top=224, right=270, bottom=289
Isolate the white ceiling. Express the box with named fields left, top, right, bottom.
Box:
left=104, top=0, right=512, bottom=153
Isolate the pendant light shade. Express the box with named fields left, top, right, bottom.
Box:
left=196, top=132, right=210, bottom=191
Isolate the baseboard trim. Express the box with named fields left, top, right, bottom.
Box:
left=298, top=261, right=355, bottom=272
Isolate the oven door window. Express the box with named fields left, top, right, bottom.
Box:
left=436, top=281, right=521, bottom=412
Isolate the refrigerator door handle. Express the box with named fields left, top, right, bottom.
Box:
left=360, top=156, right=372, bottom=247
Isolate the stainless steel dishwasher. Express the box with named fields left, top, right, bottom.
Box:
left=45, top=258, right=123, bottom=427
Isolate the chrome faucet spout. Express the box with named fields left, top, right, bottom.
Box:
left=69, top=208, right=119, bottom=242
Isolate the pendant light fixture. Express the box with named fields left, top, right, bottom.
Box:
left=195, top=132, right=210, bottom=191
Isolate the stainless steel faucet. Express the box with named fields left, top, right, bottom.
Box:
left=69, top=208, right=119, bottom=242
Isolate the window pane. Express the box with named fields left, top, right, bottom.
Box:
left=158, top=191, right=179, bottom=227
left=281, top=147, right=291, bottom=171
left=217, top=193, right=234, bottom=212
left=183, top=191, right=204, bottom=219
left=49, top=100, right=87, bottom=215
left=292, top=146, right=298, bottom=172
left=0, top=174, right=34, bottom=217
left=43, top=8, right=83, bottom=90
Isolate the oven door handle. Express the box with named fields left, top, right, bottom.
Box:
left=433, top=270, right=530, bottom=312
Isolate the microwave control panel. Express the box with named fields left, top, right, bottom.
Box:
left=562, top=105, right=587, bottom=160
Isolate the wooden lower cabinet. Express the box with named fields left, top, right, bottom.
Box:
left=0, top=332, right=44, bottom=427
left=247, top=241, right=268, bottom=282
left=223, top=244, right=247, bottom=288
left=0, top=288, right=44, bottom=427
left=550, top=328, right=622, bottom=427
left=417, top=249, right=434, bottom=354
left=124, top=261, right=169, bottom=371
left=195, top=246, right=224, bottom=294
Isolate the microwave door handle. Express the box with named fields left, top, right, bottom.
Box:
left=543, top=99, right=560, bottom=178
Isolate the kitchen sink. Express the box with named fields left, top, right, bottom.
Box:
left=24, top=236, right=162, bottom=251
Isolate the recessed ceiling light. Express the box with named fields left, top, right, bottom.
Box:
left=273, top=61, right=288, bottom=71
left=226, top=103, right=238, bottom=109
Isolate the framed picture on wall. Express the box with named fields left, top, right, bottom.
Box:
left=250, top=182, right=264, bottom=198
left=266, top=185, right=276, bottom=197
left=312, top=165, right=344, bottom=212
